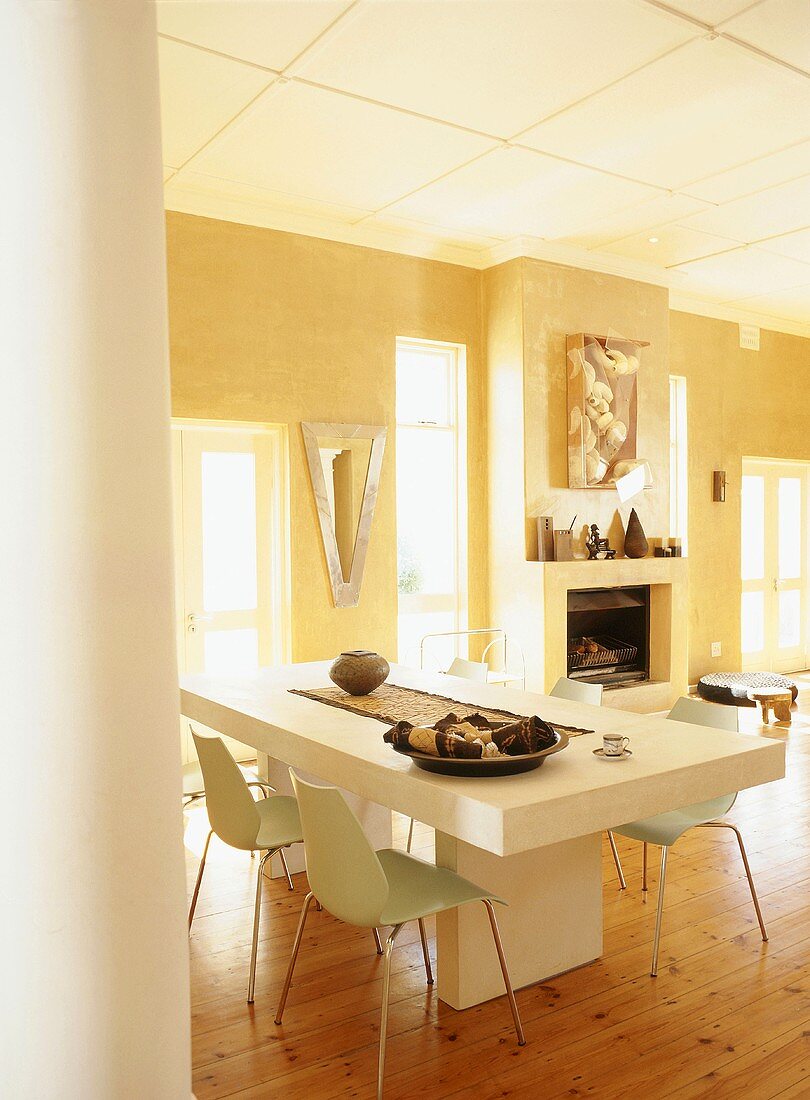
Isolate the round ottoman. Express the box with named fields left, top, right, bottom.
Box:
left=697, top=672, right=799, bottom=708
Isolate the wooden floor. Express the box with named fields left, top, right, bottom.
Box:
left=186, top=684, right=810, bottom=1099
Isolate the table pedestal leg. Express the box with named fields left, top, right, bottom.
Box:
left=434, top=831, right=603, bottom=1010
left=261, top=756, right=392, bottom=879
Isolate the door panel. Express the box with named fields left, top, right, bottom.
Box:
left=742, top=460, right=808, bottom=673
left=173, top=426, right=279, bottom=761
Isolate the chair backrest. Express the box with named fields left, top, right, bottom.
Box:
left=667, top=696, right=739, bottom=732
left=290, top=771, right=389, bottom=927
left=192, top=729, right=261, bottom=850
left=445, top=657, right=488, bottom=682
left=550, top=676, right=603, bottom=706
left=666, top=696, right=738, bottom=814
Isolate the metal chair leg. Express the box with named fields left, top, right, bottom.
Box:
left=378, top=924, right=405, bottom=1100
left=274, top=892, right=315, bottom=1023
left=372, top=927, right=383, bottom=955
left=650, top=846, right=668, bottom=977
left=417, top=918, right=434, bottom=985
left=607, top=831, right=627, bottom=890
left=188, top=829, right=213, bottom=930
left=642, top=841, right=648, bottom=901
left=406, top=818, right=415, bottom=853
left=698, top=822, right=768, bottom=941
left=482, top=900, right=526, bottom=1045
left=247, top=849, right=275, bottom=1003
left=278, top=848, right=294, bottom=891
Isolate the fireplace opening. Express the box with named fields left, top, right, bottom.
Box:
left=567, top=585, right=650, bottom=689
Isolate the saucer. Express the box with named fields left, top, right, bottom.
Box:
left=593, top=747, right=633, bottom=760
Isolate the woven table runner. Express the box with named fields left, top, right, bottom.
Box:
left=289, top=682, right=593, bottom=736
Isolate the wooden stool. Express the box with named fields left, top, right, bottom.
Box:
left=747, top=687, right=792, bottom=725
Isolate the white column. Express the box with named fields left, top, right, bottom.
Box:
left=0, top=4, right=190, bottom=1097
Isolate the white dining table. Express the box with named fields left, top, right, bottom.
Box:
left=180, top=662, right=785, bottom=1011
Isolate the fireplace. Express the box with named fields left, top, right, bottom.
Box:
left=567, top=586, right=650, bottom=689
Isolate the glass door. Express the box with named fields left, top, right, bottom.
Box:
left=173, top=424, right=286, bottom=760
left=742, top=459, right=808, bottom=673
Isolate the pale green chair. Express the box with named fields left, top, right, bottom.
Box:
left=548, top=677, right=627, bottom=886
left=609, top=696, right=768, bottom=976
left=549, top=676, right=603, bottom=707
left=275, top=772, right=526, bottom=1099
left=190, top=730, right=303, bottom=1002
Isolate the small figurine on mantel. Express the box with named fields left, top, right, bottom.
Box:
left=585, top=522, right=616, bottom=560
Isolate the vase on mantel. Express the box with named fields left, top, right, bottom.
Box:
left=623, top=508, right=649, bottom=559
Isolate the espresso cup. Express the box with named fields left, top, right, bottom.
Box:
left=603, top=734, right=629, bottom=757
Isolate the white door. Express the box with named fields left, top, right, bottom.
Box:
left=173, top=425, right=287, bottom=761
left=741, top=459, right=808, bottom=673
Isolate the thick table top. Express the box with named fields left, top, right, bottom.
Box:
left=180, top=662, right=785, bottom=858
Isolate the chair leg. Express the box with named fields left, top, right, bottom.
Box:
left=406, top=817, right=415, bottom=853
left=188, top=829, right=213, bottom=930
left=417, top=918, right=434, bottom=986
left=482, top=900, right=526, bottom=1045
left=698, top=822, right=768, bottom=942
left=642, top=841, right=648, bottom=901
left=372, top=927, right=383, bottom=955
left=247, top=849, right=275, bottom=1003
left=377, top=924, right=405, bottom=1100
left=278, top=848, right=294, bottom=891
left=607, top=831, right=627, bottom=890
left=650, top=846, right=669, bottom=977
left=274, top=892, right=315, bottom=1024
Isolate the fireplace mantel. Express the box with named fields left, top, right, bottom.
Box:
left=539, top=557, right=688, bottom=712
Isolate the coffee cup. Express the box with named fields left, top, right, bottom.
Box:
left=603, top=734, right=629, bottom=757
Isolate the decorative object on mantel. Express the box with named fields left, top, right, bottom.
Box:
left=328, top=650, right=390, bottom=696
left=289, top=681, right=595, bottom=736
left=713, top=470, right=727, bottom=502
left=585, top=522, right=616, bottom=560
left=653, top=537, right=683, bottom=557
left=301, top=421, right=387, bottom=608
left=623, top=508, right=649, bottom=558
left=566, top=330, right=648, bottom=489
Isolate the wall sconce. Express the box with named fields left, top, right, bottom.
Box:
left=712, top=470, right=726, bottom=502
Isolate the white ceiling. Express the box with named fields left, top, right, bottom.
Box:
left=158, top=0, right=810, bottom=335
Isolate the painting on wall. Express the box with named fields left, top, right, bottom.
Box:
left=566, top=331, right=647, bottom=489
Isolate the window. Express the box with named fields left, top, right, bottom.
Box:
left=396, top=338, right=467, bottom=668
left=669, top=375, right=688, bottom=553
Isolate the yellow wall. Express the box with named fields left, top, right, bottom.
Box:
left=670, top=311, right=810, bottom=682
left=166, top=212, right=486, bottom=663
left=166, top=211, right=810, bottom=691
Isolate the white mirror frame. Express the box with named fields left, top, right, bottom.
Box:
left=301, top=421, right=387, bottom=608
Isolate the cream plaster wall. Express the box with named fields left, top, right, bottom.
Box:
left=670, top=311, right=810, bottom=683
left=484, top=258, right=672, bottom=691
left=166, top=212, right=486, bottom=663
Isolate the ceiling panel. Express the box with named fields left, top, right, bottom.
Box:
left=759, top=226, right=810, bottom=263
left=158, top=37, right=270, bottom=167
left=290, top=0, right=696, bottom=137
left=723, top=0, right=810, bottom=73
left=166, top=170, right=372, bottom=222
left=390, top=147, right=659, bottom=239
left=361, top=212, right=503, bottom=249
left=659, top=0, right=760, bottom=22
left=686, top=138, right=810, bottom=203
left=674, top=245, right=810, bottom=299
left=602, top=226, right=740, bottom=266
left=191, top=81, right=495, bottom=210
left=520, top=37, right=810, bottom=189
left=680, top=173, right=810, bottom=242
left=561, top=193, right=712, bottom=250
left=728, top=282, right=810, bottom=322
left=156, top=0, right=352, bottom=71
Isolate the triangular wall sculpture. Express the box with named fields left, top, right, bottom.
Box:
left=301, top=421, right=387, bottom=608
